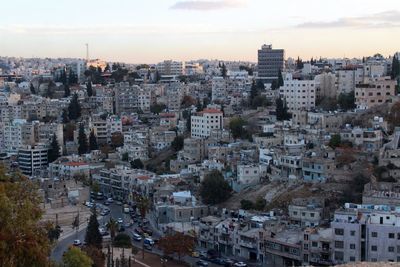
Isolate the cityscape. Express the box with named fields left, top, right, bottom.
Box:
left=1, top=1, right=400, bottom=267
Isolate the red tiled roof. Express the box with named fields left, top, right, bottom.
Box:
left=137, top=175, right=150, bottom=181
left=63, top=162, right=88, bottom=167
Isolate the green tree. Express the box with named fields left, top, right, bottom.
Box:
left=240, top=199, right=254, bottom=210
left=89, top=130, right=98, bottom=151
left=111, top=132, right=124, bottom=148
left=86, top=82, right=93, bottom=97
left=68, top=93, right=81, bottom=121
left=150, top=103, right=166, bottom=114
left=338, top=92, right=356, bottom=111
left=276, top=98, right=290, bottom=121
left=171, top=135, right=184, bottom=151
left=137, top=196, right=151, bottom=218
left=158, top=232, right=195, bottom=261
left=63, top=247, right=93, bottom=267
left=278, top=69, right=284, bottom=87
left=229, top=117, right=247, bottom=140
left=391, top=54, right=400, bottom=79
left=30, top=83, right=35, bottom=94
left=78, top=124, right=88, bottom=155
left=48, top=133, right=60, bottom=163
left=329, top=134, right=341, bottom=148
left=113, top=233, right=132, bottom=248
left=62, top=109, right=69, bottom=123
left=64, top=84, right=70, bottom=97
left=0, top=168, right=51, bottom=266
left=130, top=158, right=144, bottom=169
left=221, top=63, right=227, bottom=78
left=85, top=208, right=102, bottom=249
left=200, top=170, right=231, bottom=205
left=121, top=152, right=129, bottom=162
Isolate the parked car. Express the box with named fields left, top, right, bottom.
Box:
left=107, top=198, right=113, bottom=203
left=100, top=209, right=109, bottom=216
left=134, top=228, right=144, bottom=235
left=196, top=260, right=209, bottom=266
left=73, top=239, right=82, bottom=246
left=99, top=227, right=109, bottom=236
left=222, top=259, right=235, bottom=267
left=144, top=243, right=152, bottom=251
left=132, top=233, right=142, bottom=241
left=141, top=226, right=153, bottom=236
left=210, top=258, right=225, bottom=265
left=117, top=218, right=123, bottom=224
left=191, top=251, right=199, bottom=258
left=116, top=201, right=123, bottom=205
left=233, top=262, right=247, bottom=267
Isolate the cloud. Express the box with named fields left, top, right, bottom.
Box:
left=297, top=10, right=400, bottom=29
left=170, top=0, right=245, bottom=11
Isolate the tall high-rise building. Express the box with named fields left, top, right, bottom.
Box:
left=257, top=44, right=285, bottom=82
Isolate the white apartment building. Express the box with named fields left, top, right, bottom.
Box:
left=2, top=119, right=35, bottom=153
left=279, top=73, right=316, bottom=111
left=156, top=60, right=184, bottom=76
left=18, top=144, right=48, bottom=176
left=191, top=108, right=223, bottom=138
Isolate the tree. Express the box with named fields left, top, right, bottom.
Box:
left=221, top=63, right=227, bottom=78
left=387, top=101, right=400, bottom=132
left=48, top=133, right=60, bottom=163
left=158, top=232, right=195, bottom=261
left=271, top=80, right=278, bottom=90
left=111, top=132, right=124, bottom=148
left=85, top=208, right=102, bottom=249
left=171, top=135, right=184, bottom=151
left=62, top=109, right=69, bottom=123
left=137, top=196, right=150, bottom=218
left=82, top=246, right=105, bottom=267
left=64, top=84, right=70, bottom=97
left=131, top=158, right=144, bottom=169
left=240, top=199, right=254, bottom=210
left=296, top=56, right=304, bottom=69
left=338, top=92, right=356, bottom=111
left=113, top=233, right=132, bottom=248
left=46, top=222, right=62, bottom=243
left=329, top=134, right=341, bottom=148
left=276, top=98, right=290, bottom=121
left=278, top=69, right=284, bottom=87
left=106, top=218, right=118, bottom=262
left=68, top=93, right=81, bottom=121
left=150, top=103, right=166, bottom=114
left=30, top=83, right=35, bottom=94
left=0, top=168, right=51, bottom=266
left=78, top=124, right=88, bottom=155
left=63, top=247, right=93, bottom=267
left=89, top=130, right=98, bottom=151
left=391, top=54, right=400, bottom=79
left=86, top=82, right=93, bottom=97
left=121, top=152, right=129, bottom=162
left=229, top=117, right=247, bottom=140
left=200, top=170, right=231, bottom=205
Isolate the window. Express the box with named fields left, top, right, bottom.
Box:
left=335, top=228, right=344, bottom=236
left=350, top=256, right=355, bottom=262
left=371, top=232, right=378, bottom=238
left=371, top=245, right=377, bottom=251
left=350, top=231, right=355, bottom=236
left=312, top=242, right=318, bottom=247
left=389, top=233, right=395, bottom=239
left=350, top=244, right=355, bottom=249
left=334, top=251, right=344, bottom=261
left=335, top=241, right=344, bottom=249
left=310, top=213, right=315, bottom=217
left=389, top=246, right=395, bottom=252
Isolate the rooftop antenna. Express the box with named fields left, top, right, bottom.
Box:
left=85, top=43, right=89, bottom=62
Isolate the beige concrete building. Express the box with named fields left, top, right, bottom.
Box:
left=355, top=77, right=397, bottom=109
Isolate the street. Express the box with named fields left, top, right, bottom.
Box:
left=51, top=201, right=220, bottom=266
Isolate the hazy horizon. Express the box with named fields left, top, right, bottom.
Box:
left=1, top=0, right=399, bottom=63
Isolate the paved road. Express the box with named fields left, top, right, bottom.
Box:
left=51, top=201, right=220, bottom=266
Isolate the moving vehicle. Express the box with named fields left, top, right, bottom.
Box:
left=233, top=262, right=247, bottom=267
left=107, top=197, right=113, bottom=203
left=132, top=233, right=142, bottom=241
left=196, top=260, right=209, bottom=266
left=73, top=239, right=82, bottom=246
left=143, top=237, right=154, bottom=245
left=117, top=218, right=123, bottom=224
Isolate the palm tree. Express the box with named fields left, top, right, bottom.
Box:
left=136, top=196, right=151, bottom=259
left=106, top=218, right=118, bottom=264
left=137, top=196, right=150, bottom=218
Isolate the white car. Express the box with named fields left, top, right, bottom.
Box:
left=117, top=217, right=123, bottom=224
left=73, top=239, right=82, bottom=246
left=234, top=262, right=247, bottom=267
left=132, top=233, right=142, bottom=241
left=107, top=198, right=113, bottom=203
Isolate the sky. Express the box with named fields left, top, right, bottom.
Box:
left=0, top=0, right=399, bottom=63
